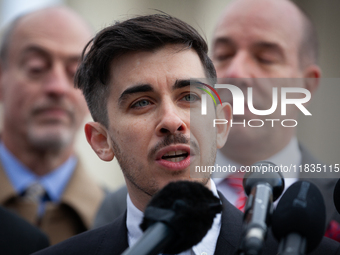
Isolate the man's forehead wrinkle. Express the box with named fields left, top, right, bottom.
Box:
left=108, top=52, right=156, bottom=90
left=11, top=29, right=89, bottom=59
left=215, top=12, right=301, bottom=60
left=19, top=44, right=81, bottom=60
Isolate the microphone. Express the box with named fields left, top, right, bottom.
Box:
left=121, top=181, right=222, bottom=255
left=272, top=181, right=326, bottom=255
left=237, top=161, right=285, bottom=255
left=333, top=178, right=340, bottom=214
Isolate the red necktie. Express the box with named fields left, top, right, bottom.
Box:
left=325, top=220, right=340, bottom=242
left=225, top=173, right=247, bottom=212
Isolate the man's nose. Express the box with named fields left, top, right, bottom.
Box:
left=43, top=64, right=71, bottom=96
left=218, top=52, right=253, bottom=79
left=155, top=101, right=187, bottom=136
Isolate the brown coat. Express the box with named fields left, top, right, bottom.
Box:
left=0, top=160, right=104, bottom=245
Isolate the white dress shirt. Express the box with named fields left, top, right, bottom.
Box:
left=127, top=180, right=222, bottom=255
left=213, top=137, right=301, bottom=206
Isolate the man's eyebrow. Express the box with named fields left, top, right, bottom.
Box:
left=213, top=37, right=284, bottom=55
left=21, top=45, right=50, bottom=59
left=173, top=79, right=203, bottom=90
left=254, top=41, right=284, bottom=53
left=118, top=79, right=203, bottom=104
left=21, top=45, right=81, bottom=62
left=118, top=84, right=154, bottom=104
left=213, top=37, right=235, bottom=48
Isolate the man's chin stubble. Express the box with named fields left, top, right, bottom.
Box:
left=27, top=127, right=74, bottom=152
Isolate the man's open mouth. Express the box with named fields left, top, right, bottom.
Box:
left=161, top=150, right=189, bottom=162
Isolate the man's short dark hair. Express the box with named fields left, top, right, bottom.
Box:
left=75, top=13, right=216, bottom=127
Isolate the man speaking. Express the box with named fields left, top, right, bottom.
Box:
left=34, top=13, right=340, bottom=255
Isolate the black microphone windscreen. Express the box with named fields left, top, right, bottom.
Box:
left=140, top=181, right=222, bottom=254
left=272, top=181, right=326, bottom=253
left=333, top=178, right=340, bottom=214
left=243, top=161, right=285, bottom=201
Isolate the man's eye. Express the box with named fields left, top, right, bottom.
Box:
left=182, top=94, right=198, bottom=102
left=131, top=99, right=151, bottom=108
left=214, top=54, right=233, bottom=62
left=213, top=46, right=234, bottom=63
left=23, top=58, right=48, bottom=77
left=256, top=51, right=280, bottom=65
left=28, top=66, right=45, bottom=75
left=257, top=57, right=274, bottom=65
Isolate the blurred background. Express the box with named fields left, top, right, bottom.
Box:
left=0, top=0, right=339, bottom=190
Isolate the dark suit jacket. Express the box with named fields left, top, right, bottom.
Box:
left=298, top=145, right=340, bottom=225
left=93, top=144, right=340, bottom=228
left=93, top=184, right=128, bottom=228
left=0, top=206, right=49, bottom=255
left=33, top=193, right=340, bottom=255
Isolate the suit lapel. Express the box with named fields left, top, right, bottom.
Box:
left=298, top=144, right=338, bottom=225
left=0, top=162, right=17, bottom=205
left=214, top=192, right=243, bottom=255
left=215, top=194, right=279, bottom=255
left=61, top=160, right=104, bottom=229
left=98, top=211, right=129, bottom=255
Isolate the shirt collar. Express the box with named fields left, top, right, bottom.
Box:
left=213, top=137, right=301, bottom=183
left=126, top=180, right=222, bottom=255
left=0, top=142, right=77, bottom=202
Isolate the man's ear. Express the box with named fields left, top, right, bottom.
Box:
left=303, top=64, right=321, bottom=96
left=215, top=102, right=232, bottom=149
left=84, top=122, right=114, bottom=161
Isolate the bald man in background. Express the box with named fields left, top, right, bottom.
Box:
left=0, top=7, right=104, bottom=244
left=211, top=0, right=340, bottom=241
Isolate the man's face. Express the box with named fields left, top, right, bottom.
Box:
left=212, top=0, right=304, bottom=79
left=210, top=0, right=319, bottom=160
left=95, top=45, right=229, bottom=203
left=0, top=10, right=90, bottom=151
left=211, top=0, right=306, bottom=121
